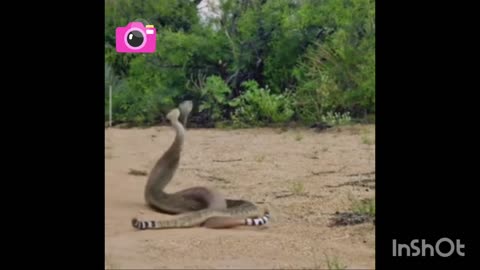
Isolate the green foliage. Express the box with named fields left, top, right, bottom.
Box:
left=198, top=75, right=232, bottom=122
left=110, top=56, right=179, bottom=125
left=290, top=181, right=305, bottom=195
left=105, top=63, right=118, bottom=95
left=294, top=0, right=375, bottom=124
left=321, top=111, right=352, bottom=126
left=325, top=254, right=347, bottom=270
left=105, top=0, right=375, bottom=126
left=231, top=80, right=294, bottom=126
left=352, top=198, right=376, bottom=218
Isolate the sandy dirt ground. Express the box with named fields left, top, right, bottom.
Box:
left=105, top=124, right=375, bottom=269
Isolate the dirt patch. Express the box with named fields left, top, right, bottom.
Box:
left=105, top=124, right=375, bottom=269
left=331, top=212, right=375, bottom=227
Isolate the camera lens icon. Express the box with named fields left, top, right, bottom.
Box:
left=126, top=29, right=144, bottom=48
left=116, top=22, right=156, bottom=53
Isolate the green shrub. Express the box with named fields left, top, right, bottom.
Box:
left=230, top=80, right=294, bottom=126
left=321, top=111, right=352, bottom=126
left=198, top=75, right=232, bottom=122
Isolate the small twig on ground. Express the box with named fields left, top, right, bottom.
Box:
left=325, top=178, right=375, bottom=189
left=197, top=174, right=231, bottom=183
left=309, top=166, right=347, bottom=177
left=311, top=170, right=337, bottom=175
left=275, top=193, right=294, bottom=199
left=346, top=171, right=375, bottom=177
left=128, top=169, right=148, bottom=176
left=213, top=158, right=243, bottom=163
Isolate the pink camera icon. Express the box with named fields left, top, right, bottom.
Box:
left=116, top=22, right=156, bottom=53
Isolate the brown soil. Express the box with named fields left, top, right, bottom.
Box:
left=105, top=124, right=375, bottom=269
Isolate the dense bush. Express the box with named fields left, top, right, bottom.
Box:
left=105, top=0, right=375, bottom=127
left=198, top=75, right=232, bottom=123
left=230, top=80, right=295, bottom=126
